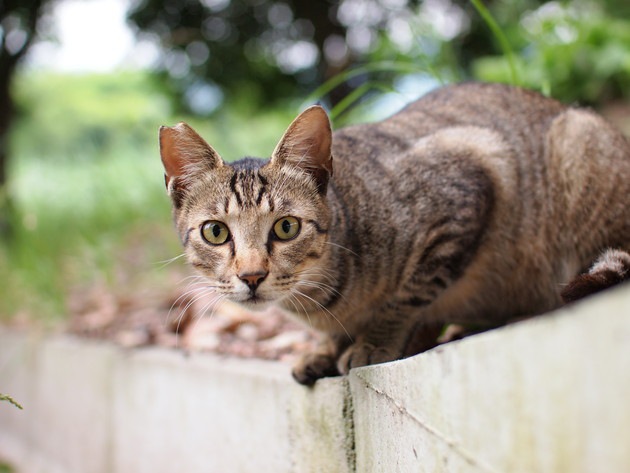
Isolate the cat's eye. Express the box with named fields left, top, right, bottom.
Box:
left=273, top=216, right=300, bottom=241
left=201, top=221, right=230, bottom=245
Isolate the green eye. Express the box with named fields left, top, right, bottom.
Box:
left=201, top=221, right=230, bottom=245
left=273, top=216, right=300, bottom=241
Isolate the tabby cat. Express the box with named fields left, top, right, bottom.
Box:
left=159, top=83, right=630, bottom=385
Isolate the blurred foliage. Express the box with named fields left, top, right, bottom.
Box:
left=126, top=0, right=457, bottom=112
left=128, top=0, right=342, bottom=111
left=12, top=72, right=170, bottom=160
left=472, top=0, right=630, bottom=104
left=128, top=0, right=630, bottom=113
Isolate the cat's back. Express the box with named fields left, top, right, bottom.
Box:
left=328, top=82, right=630, bottom=319
left=333, top=82, right=566, bottom=156
left=395, top=82, right=564, bottom=131
left=330, top=82, right=569, bottom=212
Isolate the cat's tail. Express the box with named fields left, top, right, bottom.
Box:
left=561, top=249, right=630, bottom=303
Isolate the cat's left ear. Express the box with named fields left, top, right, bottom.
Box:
left=271, top=105, right=333, bottom=194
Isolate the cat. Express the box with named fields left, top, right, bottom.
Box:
left=159, top=82, right=630, bottom=385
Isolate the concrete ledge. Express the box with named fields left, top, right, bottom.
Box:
left=1, top=285, right=629, bottom=472
left=349, top=287, right=630, bottom=473
left=0, top=334, right=352, bottom=473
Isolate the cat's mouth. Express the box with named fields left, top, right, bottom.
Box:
left=225, top=278, right=287, bottom=307
left=236, top=292, right=274, bottom=307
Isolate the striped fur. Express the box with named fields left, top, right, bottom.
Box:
left=160, top=83, right=630, bottom=385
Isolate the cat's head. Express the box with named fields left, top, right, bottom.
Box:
left=159, top=106, right=334, bottom=306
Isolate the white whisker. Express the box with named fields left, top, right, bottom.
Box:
left=294, top=268, right=348, bottom=304
left=287, top=292, right=313, bottom=329
left=193, top=293, right=226, bottom=328
left=291, top=288, right=352, bottom=341
left=171, top=286, right=214, bottom=326
left=325, top=241, right=359, bottom=258
left=154, top=253, right=187, bottom=269
left=295, top=267, right=338, bottom=285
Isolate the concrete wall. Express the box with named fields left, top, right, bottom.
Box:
left=1, top=285, right=629, bottom=473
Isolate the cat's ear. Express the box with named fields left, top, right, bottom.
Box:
left=271, top=105, right=333, bottom=193
left=159, top=122, right=224, bottom=192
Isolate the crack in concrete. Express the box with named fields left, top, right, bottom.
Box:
left=341, top=378, right=357, bottom=472
left=354, top=371, right=501, bottom=473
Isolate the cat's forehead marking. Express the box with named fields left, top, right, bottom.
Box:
left=228, top=168, right=270, bottom=210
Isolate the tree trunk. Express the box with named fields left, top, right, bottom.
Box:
left=0, top=0, right=47, bottom=239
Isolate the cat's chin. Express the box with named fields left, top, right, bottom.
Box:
left=233, top=295, right=275, bottom=309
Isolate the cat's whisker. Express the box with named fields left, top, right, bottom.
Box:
left=171, top=288, right=216, bottom=348
left=167, top=280, right=228, bottom=333
left=171, top=278, right=209, bottom=303
left=154, top=253, right=187, bottom=269
left=171, top=286, right=216, bottom=329
left=168, top=280, right=217, bottom=313
left=296, top=279, right=337, bottom=298
left=286, top=292, right=314, bottom=329
left=294, top=266, right=338, bottom=283
left=293, top=268, right=348, bottom=303
left=190, top=293, right=230, bottom=338
left=295, top=269, right=340, bottom=289
left=178, top=274, right=207, bottom=284
left=325, top=241, right=360, bottom=258
left=175, top=289, right=226, bottom=348
left=194, top=292, right=225, bottom=323
left=292, top=288, right=352, bottom=341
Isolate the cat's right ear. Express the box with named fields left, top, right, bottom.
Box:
left=271, top=105, right=333, bottom=194
left=159, top=122, right=223, bottom=194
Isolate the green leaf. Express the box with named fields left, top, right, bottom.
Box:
left=470, top=0, right=521, bottom=86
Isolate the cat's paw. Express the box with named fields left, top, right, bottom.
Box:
left=292, top=352, right=340, bottom=386
left=562, top=249, right=630, bottom=303
left=336, top=343, right=399, bottom=375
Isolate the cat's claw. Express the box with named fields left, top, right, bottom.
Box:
left=292, top=353, right=340, bottom=386
left=337, top=343, right=399, bottom=375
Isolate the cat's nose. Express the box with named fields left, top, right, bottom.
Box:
left=238, top=271, right=268, bottom=290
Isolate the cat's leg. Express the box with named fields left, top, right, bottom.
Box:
left=291, top=333, right=351, bottom=385
left=561, top=249, right=630, bottom=303
left=335, top=303, right=442, bottom=375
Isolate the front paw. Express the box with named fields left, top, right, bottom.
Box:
left=337, top=343, right=399, bottom=375
left=292, top=352, right=340, bottom=386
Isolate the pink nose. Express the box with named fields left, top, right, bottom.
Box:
left=238, top=271, right=268, bottom=290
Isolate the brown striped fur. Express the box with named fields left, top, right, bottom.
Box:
left=160, top=83, right=630, bottom=385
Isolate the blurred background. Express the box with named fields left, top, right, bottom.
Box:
left=1, top=0, right=630, bottom=328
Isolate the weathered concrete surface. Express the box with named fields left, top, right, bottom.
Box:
left=349, top=285, right=630, bottom=473
left=0, top=332, right=118, bottom=473
left=1, top=285, right=629, bottom=473
left=0, top=333, right=352, bottom=473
